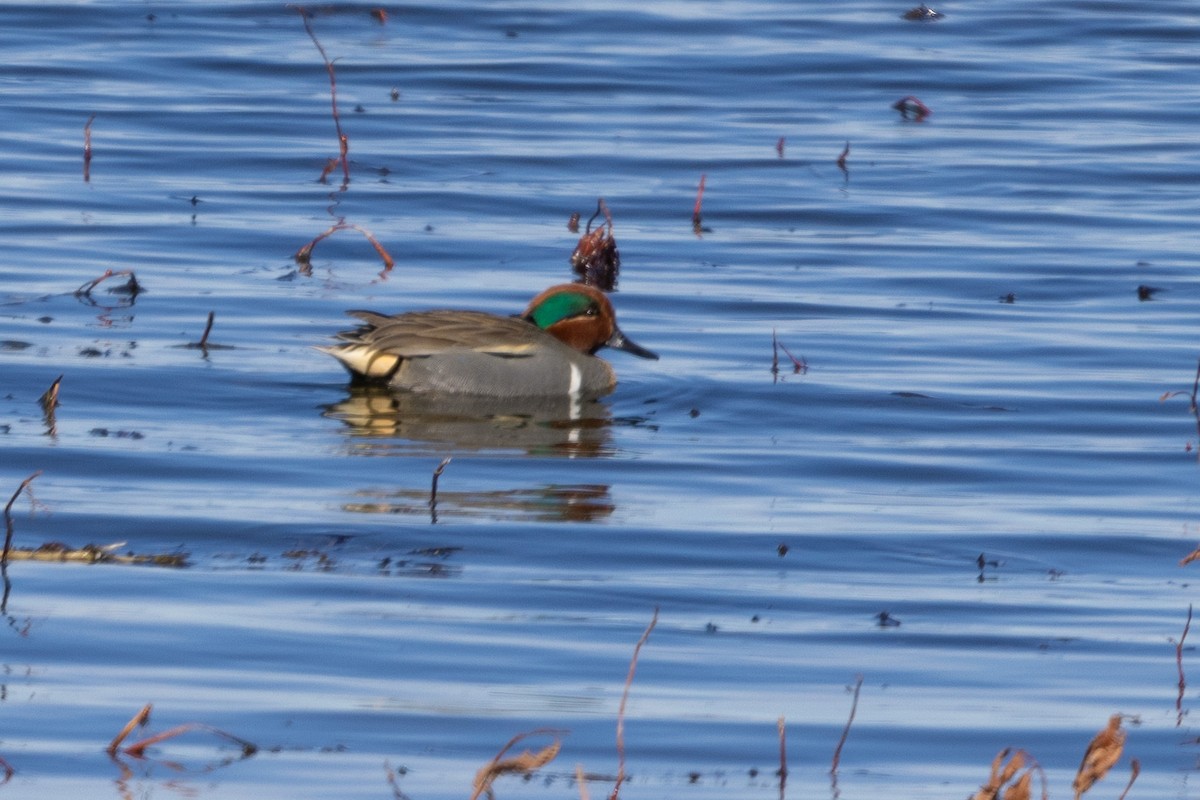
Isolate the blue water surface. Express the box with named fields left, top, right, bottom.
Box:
left=2, top=1, right=1199, bottom=798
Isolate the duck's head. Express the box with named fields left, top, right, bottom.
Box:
left=521, top=284, right=658, bottom=360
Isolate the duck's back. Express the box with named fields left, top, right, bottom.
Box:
left=322, top=310, right=616, bottom=398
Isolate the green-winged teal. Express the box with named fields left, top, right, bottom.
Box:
left=319, top=284, right=658, bottom=399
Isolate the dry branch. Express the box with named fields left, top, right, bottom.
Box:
left=830, top=674, right=862, bottom=777
left=83, top=113, right=95, bottom=182
left=609, top=608, right=658, bottom=800
left=3, top=472, right=42, bottom=565
left=294, top=6, right=351, bottom=186
left=108, top=704, right=152, bottom=755
left=294, top=222, right=394, bottom=272
left=1178, top=604, right=1192, bottom=727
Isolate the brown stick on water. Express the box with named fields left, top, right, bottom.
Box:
left=608, top=608, right=659, bottom=800
left=83, top=114, right=96, bottom=182
left=777, top=716, right=788, bottom=800
left=294, top=222, right=394, bottom=271
left=123, top=722, right=257, bottom=758
left=429, top=457, right=452, bottom=524
left=3, top=472, right=42, bottom=565
left=198, top=312, right=215, bottom=349
left=1178, top=604, right=1192, bottom=727
left=107, top=704, right=152, bottom=755
left=692, top=174, right=706, bottom=233
left=829, top=674, right=863, bottom=799
left=294, top=6, right=351, bottom=186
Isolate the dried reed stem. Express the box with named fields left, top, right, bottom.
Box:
left=692, top=174, right=706, bottom=233
left=0, top=755, right=13, bottom=785
left=1178, top=604, right=1192, bottom=727
left=295, top=222, right=394, bottom=271
left=83, top=114, right=95, bottom=182
left=3, top=472, right=42, bottom=565
left=107, top=704, right=152, bottom=755
left=198, top=312, right=215, bottom=349
left=123, top=722, right=257, bottom=758
left=609, top=608, right=659, bottom=800
left=294, top=6, right=350, bottom=186
left=1115, top=759, right=1140, bottom=800
left=777, top=716, right=788, bottom=800
left=829, top=674, right=863, bottom=793
left=576, top=763, right=591, bottom=800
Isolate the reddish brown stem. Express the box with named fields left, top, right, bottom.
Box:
left=692, top=174, right=706, bottom=227
left=830, top=674, right=863, bottom=789
left=83, top=114, right=96, bottom=182
left=198, top=312, right=215, bottom=349
left=295, top=6, right=351, bottom=186
left=837, top=141, right=850, bottom=171
left=3, top=472, right=42, bottom=565
left=295, top=223, right=394, bottom=271
left=609, top=608, right=659, bottom=800
left=1178, top=604, right=1192, bottom=727
left=107, top=704, right=152, bottom=755
left=777, top=716, right=788, bottom=800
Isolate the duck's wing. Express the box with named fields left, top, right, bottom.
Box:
left=320, top=310, right=542, bottom=380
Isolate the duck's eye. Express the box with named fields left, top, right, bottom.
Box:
left=584, top=306, right=599, bottom=317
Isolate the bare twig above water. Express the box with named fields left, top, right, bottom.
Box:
left=430, top=457, right=451, bottom=524
left=3, top=472, right=42, bottom=565
left=293, top=5, right=350, bottom=187
left=294, top=222, right=395, bottom=273
left=1177, top=604, right=1192, bottom=727
left=776, top=716, right=788, bottom=800
left=609, top=607, right=658, bottom=800
left=692, top=174, right=708, bottom=235
left=108, top=704, right=152, bottom=755
left=83, top=113, right=96, bottom=182
left=829, top=674, right=863, bottom=799
left=75, top=269, right=142, bottom=298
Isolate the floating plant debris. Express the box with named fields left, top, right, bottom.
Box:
left=892, top=95, right=931, bottom=120
left=570, top=199, right=620, bottom=291
left=903, top=4, right=944, bottom=20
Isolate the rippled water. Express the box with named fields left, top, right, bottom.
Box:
left=3, top=1, right=1200, bottom=798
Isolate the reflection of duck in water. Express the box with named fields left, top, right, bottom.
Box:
left=318, top=284, right=658, bottom=400
left=323, top=386, right=623, bottom=457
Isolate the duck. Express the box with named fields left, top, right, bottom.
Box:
left=318, top=283, right=658, bottom=399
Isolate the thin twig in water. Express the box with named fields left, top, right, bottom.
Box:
left=692, top=174, right=707, bottom=234
left=83, top=114, right=95, bottom=182
left=294, top=222, right=394, bottom=272
left=576, top=763, right=591, bottom=800
left=0, top=755, right=13, bottom=785
left=199, top=311, right=215, bottom=349
left=777, top=716, right=788, bottom=800
left=108, top=704, right=152, bottom=755
left=430, top=457, right=451, bottom=524
left=123, top=722, right=257, bottom=759
left=1116, top=759, right=1140, bottom=800
left=3, top=472, right=42, bottom=565
left=609, top=608, right=659, bottom=800
left=294, top=6, right=351, bottom=186
left=829, top=674, right=863, bottom=799
left=1178, top=604, right=1192, bottom=727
